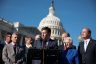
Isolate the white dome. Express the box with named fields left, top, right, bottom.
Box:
left=38, top=15, right=62, bottom=28
left=38, top=0, right=64, bottom=39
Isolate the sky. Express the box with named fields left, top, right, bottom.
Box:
left=0, top=0, right=96, bottom=46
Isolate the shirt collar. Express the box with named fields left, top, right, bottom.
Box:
left=5, top=41, right=8, bottom=44
left=84, top=38, right=90, bottom=44
left=11, top=42, right=16, bottom=46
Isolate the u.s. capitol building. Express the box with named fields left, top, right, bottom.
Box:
left=38, top=0, right=65, bottom=40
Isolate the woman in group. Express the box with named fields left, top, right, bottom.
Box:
left=60, top=37, right=79, bottom=64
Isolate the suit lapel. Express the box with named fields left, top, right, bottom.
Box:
left=86, top=39, right=93, bottom=53
left=79, top=42, right=85, bottom=53
left=81, top=42, right=85, bottom=53
left=8, top=44, right=15, bottom=54
left=16, top=45, right=20, bottom=54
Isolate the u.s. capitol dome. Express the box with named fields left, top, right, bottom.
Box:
left=38, top=0, right=65, bottom=39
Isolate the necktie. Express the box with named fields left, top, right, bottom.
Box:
left=84, top=40, right=87, bottom=52
left=14, top=45, right=16, bottom=54
left=43, top=42, right=46, bottom=48
left=43, top=41, right=46, bottom=48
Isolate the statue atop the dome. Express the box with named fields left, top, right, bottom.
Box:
left=51, top=0, right=54, bottom=6
left=49, top=0, right=55, bottom=16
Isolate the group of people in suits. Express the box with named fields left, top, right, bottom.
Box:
left=0, top=27, right=96, bottom=64
left=2, top=32, right=26, bottom=64
left=78, top=27, right=96, bottom=64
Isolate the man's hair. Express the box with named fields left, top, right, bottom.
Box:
left=12, top=32, right=20, bottom=43
left=25, top=35, right=33, bottom=40
left=12, top=32, right=19, bottom=36
left=41, top=27, right=51, bottom=34
left=5, top=32, right=12, bottom=40
left=6, top=32, right=12, bottom=36
left=87, top=28, right=91, bottom=34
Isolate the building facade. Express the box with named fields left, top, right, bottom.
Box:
left=0, top=18, right=40, bottom=44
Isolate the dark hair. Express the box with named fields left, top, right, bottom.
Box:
left=25, top=35, right=33, bottom=40
left=66, top=32, right=70, bottom=37
left=5, top=32, right=12, bottom=40
left=5, top=32, right=12, bottom=38
left=87, top=28, right=91, bottom=34
left=6, top=32, right=12, bottom=36
left=41, top=27, right=51, bottom=34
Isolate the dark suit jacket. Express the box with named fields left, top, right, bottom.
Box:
left=1, top=41, right=6, bottom=45
left=0, top=42, right=4, bottom=64
left=2, top=43, right=26, bottom=64
left=78, top=39, right=96, bottom=64
left=33, top=39, right=42, bottom=49
left=33, top=38, right=58, bottom=49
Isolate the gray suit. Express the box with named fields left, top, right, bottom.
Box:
left=2, top=43, right=26, bottom=64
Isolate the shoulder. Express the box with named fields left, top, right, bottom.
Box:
left=7, top=43, right=13, bottom=47
left=90, top=39, right=96, bottom=45
left=18, top=45, right=26, bottom=50
left=68, top=49, right=78, bottom=55
left=78, top=41, right=84, bottom=47
left=0, top=43, right=4, bottom=48
left=49, top=39, right=57, bottom=43
left=68, top=48, right=77, bottom=52
left=49, top=39, right=54, bottom=41
left=91, top=39, right=96, bottom=43
left=18, top=44, right=24, bottom=48
left=4, top=43, right=13, bottom=50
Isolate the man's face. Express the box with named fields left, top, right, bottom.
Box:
left=11, top=34, right=18, bottom=43
left=41, top=30, right=50, bottom=41
left=62, top=33, right=68, bottom=42
left=26, top=38, right=32, bottom=44
left=6, top=35, right=11, bottom=43
left=81, top=28, right=90, bottom=39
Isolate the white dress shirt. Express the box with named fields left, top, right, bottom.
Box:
left=5, top=41, right=8, bottom=44
left=11, top=42, right=16, bottom=46
left=84, top=39, right=90, bottom=52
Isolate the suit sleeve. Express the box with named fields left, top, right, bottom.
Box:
left=94, top=42, right=96, bottom=64
left=2, top=45, right=11, bottom=64
left=17, top=46, right=26, bottom=64
left=75, top=50, right=79, bottom=64
left=78, top=44, right=82, bottom=64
